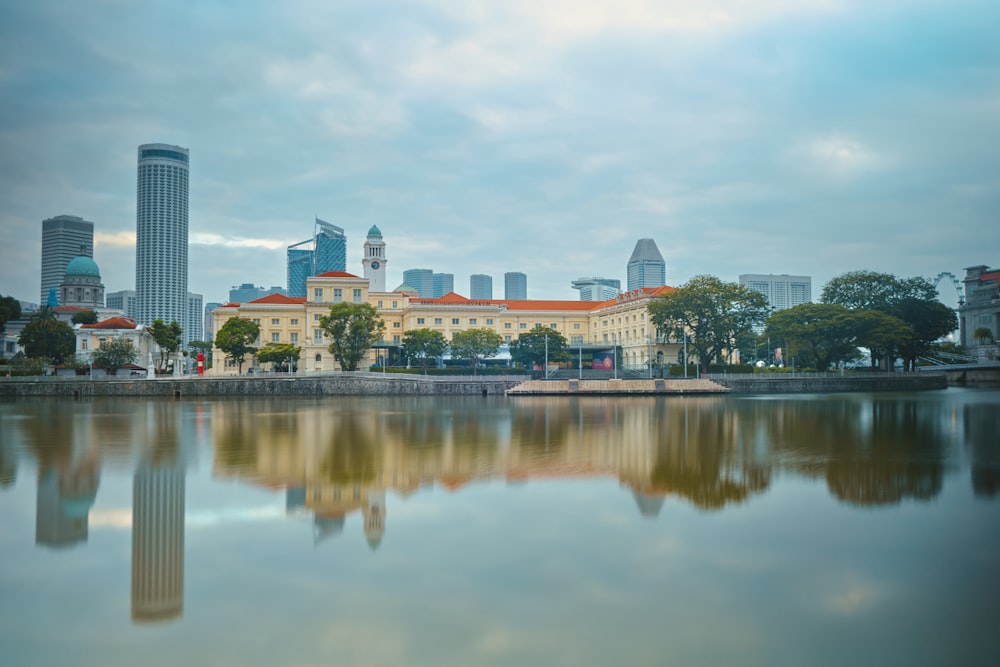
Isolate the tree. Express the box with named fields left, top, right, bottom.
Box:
left=509, top=326, right=569, bottom=370
left=149, top=319, right=183, bottom=368
left=851, top=310, right=913, bottom=369
left=973, top=327, right=994, bottom=345
left=764, top=303, right=861, bottom=371
left=188, top=339, right=214, bottom=368
left=215, top=317, right=260, bottom=373
left=0, top=295, right=23, bottom=333
left=892, top=299, right=958, bottom=371
left=648, top=275, right=770, bottom=372
left=821, top=271, right=936, bottom=311
left=401, top=328, right=448, bottom=370
left=256, top=343, right=302, bottom=372
left=71, top=309, right=98, bottom=325
left=450, top=327, right=504, bottom=373
left=91, top=338, right=138, bottom=375
left=319, top=302, right=385, bottom=371
left=18, top=309, right=75, bottom=363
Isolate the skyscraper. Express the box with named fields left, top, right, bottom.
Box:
left=287, top=218, right=347, bottom=297
left=402, top=269, right=434, bottom=297
left=571, top=277, right=620, bottom=301
left=135, top=143, right=189, bottom=340
left=739, top=274, right=812, bottom=312
left=40, top=215, right=94, bottom=305
left=106, top=290, right=138, bottom=319
left=432, top=273, right=454, bottom=298
left=470, top=274, right=493, bottom=300
left=626, top=239, right=666, bottom=291
left=505, top=272, right=527, bottom=300
left=286, top=240, right=313, bottom=298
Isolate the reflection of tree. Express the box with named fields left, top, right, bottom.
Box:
left=320, top=413, right=379, bottom=485
left=966, top=404, right=1000, bottom=498
left=213, top=402, right=264, bottom=473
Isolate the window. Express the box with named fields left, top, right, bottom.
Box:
left=571, top=335, right=583, bottom=345
left=434, top=318, right=443, bottom=325
left=314, top=288, right=323, bottom=300
left=486, top=318, right=494, bottom=325
left=271, top=332, right=280, bottom=343
left=520, top=323, right=527, bottom=329
left=82, top=340, right=88, bottom=350
left=392, top=335, right=400, bottom=344
left=271, top=318, right=280, bottom=326
left=314, top=314, right=321, bottom=321
left=469, top=318, right=477, bottom=325
left=377, top=300, right=383, bottom=308
left=452, top=318, right=460, bottom=325
left=393, top=322, right=400, bottom=328
left=290, top=333, right=298, bottom=344
left=504, top=335, right=511, bottom=343
left=290, top=319, right=298, bottom=325
left=550, top=323, right=557, bottom=329
left=314, top=329, right=323, bottom=342
left=573, top=323, right=581, bottom=330
left=535, top=323, right=542, bottom=329
left=353, top=288, right=362, bottom=303
left=334, top=288, right=343, bottom=303
left=315, top=354, right=322, bottom=362
left=417, top=317, right=425, bottom=325
left=392, top=301, right=398, bottom=309
left=504, top=322, right=512, bottom=329
left=252, top=318, right=261, bottom=325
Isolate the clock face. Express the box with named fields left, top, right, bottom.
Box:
left=371, top=261, right=380, bottom=270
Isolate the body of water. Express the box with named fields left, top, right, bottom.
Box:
left=1, top=388, right=998, bottom=666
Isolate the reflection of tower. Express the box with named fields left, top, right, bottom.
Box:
left=132, top=464, right=185, bottom=623
left=363, top=490, right=385, bottom=550
left=35, top=470, right=92, bottom=548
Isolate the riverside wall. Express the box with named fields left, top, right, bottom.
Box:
left=712, top=373, right=947, bottom=393
left=0, top=375, right=526, bottom=398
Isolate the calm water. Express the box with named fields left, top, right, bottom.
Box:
left=1, top=389, right=998, bottom=667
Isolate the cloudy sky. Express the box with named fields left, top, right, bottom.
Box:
left=1, top=0, right=997, bottom=307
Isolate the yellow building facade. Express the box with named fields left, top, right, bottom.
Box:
left=209, top=271, right=680, bottom=374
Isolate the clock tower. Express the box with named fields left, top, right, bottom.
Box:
left=362, top=225, right=386, bottom=292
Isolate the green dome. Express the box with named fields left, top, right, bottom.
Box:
left=65, top=255, right=101, bottom=278
left=367, top=225, right=382, bottom=237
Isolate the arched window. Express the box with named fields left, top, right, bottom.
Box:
left=315, top=354, right=322, bottom=362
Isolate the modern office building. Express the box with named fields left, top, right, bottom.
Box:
left=738, top=274, right=812, bottom=312
left=228, top=284, right=287, bottom=303
left=504, top=272, right=527, bottom=300
left=402, top=269, right=434, bottom=298
left=135, top=143, right=190, bottom=342
left=572, top=277, right=620, bottom=301
left=361, top=225, right=387, bottom=292
left=470, top=274, right=493, bottom=300
left=287, top=218, right=347, bottom=297
left=41, top=215, right=94, bottom=305
left=106, top=290, right=138, bottom=319
left=203, top=302, right=222, bottom=339
left=186, top=293, right=203, bottom=344
left=626, top=239, right=666, bottom=291
left=432, top=273, right=454, bottom=298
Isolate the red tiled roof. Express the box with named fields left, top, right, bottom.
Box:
left=435, top=292, right=471, bottom=304
left=248, top=293, right=307, bottom=305
left=410, top=287, right=675, bottom=311
left=315, top=271, right=361, bottom=279
left=82, top=317, right=138, bottom=330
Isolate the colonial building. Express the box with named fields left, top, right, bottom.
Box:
left=209, top=272, right=680, bottom=374
left=959, top=264, right=1000, bottom=361
left=75, top=317, right=156, bottom=373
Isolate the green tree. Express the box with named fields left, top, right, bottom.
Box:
left=188, top=339, right=214, bottom=369
left=821, top=271, right=937, bottom=311
left=149, top=319, right=183, bottom=367
left=401, top=328, right=449, bottom=370
left=18, top=309, right=75, bottom=363
left=71, top=309, right=98, bottom=325
left=972, top=327, right=994, bottom=345
left=851, top=310, right=913, bottom=369
left=765, top=303, right=860, bottom=371
left=256, top=343, right=302, bottom=372
left=648, top=275, right=770, bottom=372
left=215, top=317, right=260, bottom=373
left=450, top=327, right=504, bottom=373
left=509, top=326, right=569, bottom=370
left=319, top=302, right=385, bottom=371
left=893, top=299, right=958, bottom=371
left=0, top=295, right=21, bottom=333
left=91, top=338, right=138, bottom=375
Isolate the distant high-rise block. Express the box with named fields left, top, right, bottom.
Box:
left=106, top=290, right=138, bottom=319
left=739, top=274, right=812, bottom=312
left=402, top=269, right=434, bottom=298
left=135, top=144, right=189, bottom=340
left=41, top=215, right=94, bottom=305
left=287, top=218, right=347, bottom=297
left=626, top=239, right=666, bottom=291
left=228, top=284, right=287, bottom=303
left=505, top=272, right=527, bottom=300
left=186, top=293, right=203, bottom=344
left=432, top=273, right=454, bottom=298
left=470, top=274, right=493, bottom=300
left=203, top=302, right=222, bottom=340
left=571, top=277, right=620, bottom=301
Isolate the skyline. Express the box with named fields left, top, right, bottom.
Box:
left=2, top=1, right=998, bottom=308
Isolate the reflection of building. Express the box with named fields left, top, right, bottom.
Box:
left=132, top=463, right=185, bottom=623
left=35, top=469, right=91, bottom=548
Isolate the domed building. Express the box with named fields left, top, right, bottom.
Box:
left=59, top=246, right=105, bottom=309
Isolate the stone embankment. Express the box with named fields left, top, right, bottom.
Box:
left=506, top=378, right=728, bottom=395
left=712, top=373, right=947, bottom=393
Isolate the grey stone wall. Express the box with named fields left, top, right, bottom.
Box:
left=713, top=374, right=947, bottom=393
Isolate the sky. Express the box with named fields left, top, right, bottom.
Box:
left=1, top=0, right=998, bottom=307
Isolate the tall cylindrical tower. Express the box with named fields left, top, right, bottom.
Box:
left=135, top=143, right=189, bottom=333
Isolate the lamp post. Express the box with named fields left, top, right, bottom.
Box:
left=544, top=335, right=549, bottom=379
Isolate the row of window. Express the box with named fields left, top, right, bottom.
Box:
left=313, top=287, right=364, bottom=303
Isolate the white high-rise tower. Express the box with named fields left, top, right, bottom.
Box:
left=362, top=225, right=387, bottom=292
left=135, top=143, right=189, bottom=338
